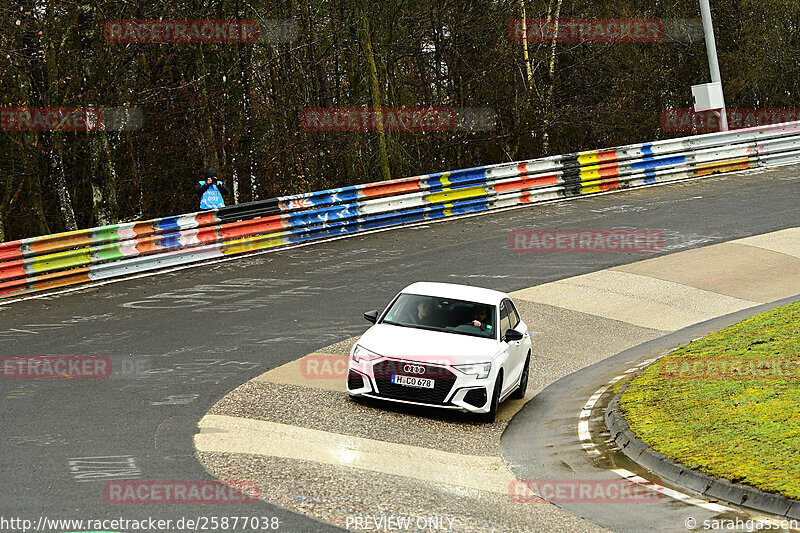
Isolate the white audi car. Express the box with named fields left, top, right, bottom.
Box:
left=347, top=282, right=532, bottom=422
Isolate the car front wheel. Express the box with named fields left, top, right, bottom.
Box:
left=477, top=373, right=502, bottom=423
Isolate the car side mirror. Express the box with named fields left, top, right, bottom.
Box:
left=363, top=310, right=379, bottom=324
left=504, top=329, right=523, bottom=342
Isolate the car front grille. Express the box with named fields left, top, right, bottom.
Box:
left=372, top=360, right=457, bottom=405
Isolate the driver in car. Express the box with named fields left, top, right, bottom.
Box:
left=468, top=306, right=491, bottom=329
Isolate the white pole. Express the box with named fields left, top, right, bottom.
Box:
left=699, top=0, right=728, bottom=131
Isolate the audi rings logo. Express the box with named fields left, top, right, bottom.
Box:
left=403, top=364, right=426, bottom=375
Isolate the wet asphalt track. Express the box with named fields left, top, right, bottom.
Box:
left=1, top=165, right=799, bottom=532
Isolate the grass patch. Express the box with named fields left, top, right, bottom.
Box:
left=621, top=300, right=800, bottom=500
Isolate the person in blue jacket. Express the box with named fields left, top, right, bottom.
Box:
left=195, top=168, right=229, bottom=209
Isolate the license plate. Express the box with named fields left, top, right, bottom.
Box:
left=391, top=374, right=435, bottom=389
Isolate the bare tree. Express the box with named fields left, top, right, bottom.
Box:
left=19, top=0, right=77, bottom=232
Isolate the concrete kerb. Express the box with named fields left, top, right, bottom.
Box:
left=605, top=295, right=800, bottom=519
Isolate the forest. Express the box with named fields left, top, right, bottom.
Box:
left=1, top=0, right=798, bottom=241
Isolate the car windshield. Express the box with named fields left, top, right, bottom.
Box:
left=380, top=293, right=497, bottom=339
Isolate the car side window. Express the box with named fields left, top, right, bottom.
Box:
left=499, top=301, right=511, bottom=340
left=506, top=299, right=520, bottom=328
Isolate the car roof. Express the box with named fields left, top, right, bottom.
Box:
left=400, top=282, right=508, bottom=306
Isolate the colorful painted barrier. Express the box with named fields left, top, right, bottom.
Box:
left=2, top=120, right=800, bottom=299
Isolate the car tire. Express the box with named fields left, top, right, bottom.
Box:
left=510, top=351, right=530, bottom=400
left=477, top=373, right=502, bottom=423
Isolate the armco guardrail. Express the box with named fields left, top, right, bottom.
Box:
left=2, top=120, right=800, bottom=299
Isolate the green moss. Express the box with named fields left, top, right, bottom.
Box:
left=620, top=300, right=800, bottom=499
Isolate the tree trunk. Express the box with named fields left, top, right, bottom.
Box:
left=0, top=168, right=11, bottom=242
left=239, top=42, right=257, bottom=201
left=541, top=0, right=563, bottom=155
left=513, top=0, right=537, bottom=160
left=88, top=133, right=119, bottom=226
left=48, top=138, right=79, bottom=229
left=132, top=52, right=151, bottom=218
left=125, top=123, right=143, bottom=219
left=358, top=9, right=391, bottom=181
left=195, top=45, right=220, bottom=170
left=303, top=0, right=332, bottom=107
left=221, top=64, right=240, bottom=204
left=230, top=160, right=240, bottom=204
left=235, top=0, right=257, bottom=201
left=25, top=171, right=50, bottom=235
left=20, top=2, right=76, bottom=232
left=520, top=0, right=533, bottom=84
left=76, top=3, right=118, bottom=227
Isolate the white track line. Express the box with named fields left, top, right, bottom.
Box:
left=578, top=371, right=634, bottom=456
left=578, top=359, right=792, bottom=528
left=0, top=169, right=763, bottom=307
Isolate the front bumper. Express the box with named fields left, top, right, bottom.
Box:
left=347, top=358, right=492, bottom=413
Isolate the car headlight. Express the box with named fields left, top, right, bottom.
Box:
left=351, top=345, right=382, bottom=362
left=454, top=362, right=491, bottom=379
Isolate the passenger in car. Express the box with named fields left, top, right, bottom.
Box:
left=415, top=300, right=438, bottom=326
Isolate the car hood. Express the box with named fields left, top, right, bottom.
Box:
left=356, top=323, right=500, bottom=363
